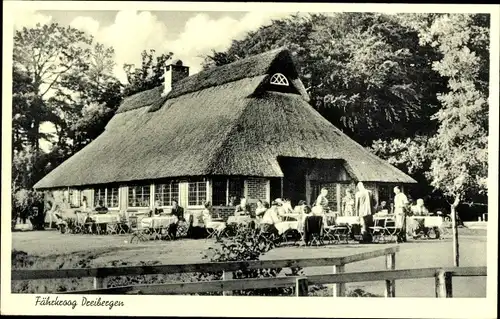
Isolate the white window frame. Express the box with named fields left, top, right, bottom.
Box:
left=270, top=73, right=289, bottom=86
left=127, top=185, right=151, bottom=209
left=93, top=187, right=120, bottom=209
left=154, top=181, right=180, bottom=208
left=187, top=180, right=209, bottom=208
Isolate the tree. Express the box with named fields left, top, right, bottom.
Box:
left=123, top=49, right=173, bottom=97
left=13, top=23, right=95, bottom=154
left=203, top=13, right=445, bottom=145
left=402, top=13, right=490, bottom=266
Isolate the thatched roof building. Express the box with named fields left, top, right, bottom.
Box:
left=34, top=48, right=416, bottom=217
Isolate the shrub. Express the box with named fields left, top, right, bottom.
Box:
left=195, top=225, right=303, bottom=296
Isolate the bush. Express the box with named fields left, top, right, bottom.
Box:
left=195, top=225, right=303, bottom=296
left=12, top=188, right=45, bottom=229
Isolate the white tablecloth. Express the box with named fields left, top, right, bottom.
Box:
left=227, top=216, right=253, bottom=225
left=92, top=213, right=120, bottom=224
left=206, top=221, right=226, bottom=231
left=280, top=213, right=300, bottom=221
left=336, top=216, right=361, bottom=225
left=275, top=221, right=300, bottom=235
left=141, top=215, right=178, bottom=229
left=409, top=216, right=443, bottom=227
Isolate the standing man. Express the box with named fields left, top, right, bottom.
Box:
left=355, top=182, right=374, bottom=242
left=393, top=186, right=409, bottom=243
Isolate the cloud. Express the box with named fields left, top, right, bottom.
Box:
left=13, top=9, right=52, bottom=30
left=167, top=11, right=292, bottom=74
left=16, top=10, right=292, bottom=81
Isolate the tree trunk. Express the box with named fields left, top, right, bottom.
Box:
left=450, top=195, right=460, bottom=267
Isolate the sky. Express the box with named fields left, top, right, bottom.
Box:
left=13, top=9, right=294, bottom=151
left=14, top=9, right=294, bottom=82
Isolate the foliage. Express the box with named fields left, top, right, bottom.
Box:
left=203, top=13, right=445, bottom=145
left=403, top=14, right=490, bottom=203
left=12, top=23, right=123, bottom=191
left=12, top=188, right=44, bottom=227
left=195, top=226, right=303, bottom=296
left=123, top=49, right=173, bottom=97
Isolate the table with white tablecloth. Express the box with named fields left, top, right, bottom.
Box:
left=227, top=215, right=253, bottom=225
left=141, top=215, right=178, bottom=229
left=92, top=213, right=120, bottom=224
left=335, top=216, right=361, bottom=225
left=274, top=221, right=300, bottom=235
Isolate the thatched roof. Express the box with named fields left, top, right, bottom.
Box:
left=34, top=48, right=416, bottom=189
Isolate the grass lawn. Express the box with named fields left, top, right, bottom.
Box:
left=11, top=227, right=487, bottom=297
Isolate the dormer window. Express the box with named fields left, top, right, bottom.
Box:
left=270, top=73, right=289, bottom=86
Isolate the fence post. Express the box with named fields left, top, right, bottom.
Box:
left=295, top=277, right=309, bottom=296
left=93, top=276, right=105, bottom=290
left=435, top=270, right=453, bottom=298
left=222, top=270, right=233, bottom=296
left=333, top=264, right=346, bottom=297
left=385, top=252, right=396, bottom=297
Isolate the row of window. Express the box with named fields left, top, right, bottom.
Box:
left=70, top=179, right=245, bottom=209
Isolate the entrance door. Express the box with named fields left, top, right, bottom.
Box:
left=279, top=157, right=307, bottom=207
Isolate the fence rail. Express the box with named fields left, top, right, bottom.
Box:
left=11, top=246, right=486, bottom=297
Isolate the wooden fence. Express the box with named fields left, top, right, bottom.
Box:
left=11, top=246, right=486, bottom=297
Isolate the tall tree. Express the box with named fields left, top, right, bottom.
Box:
left=13, top=23, right=94, bottom=154
left=402, top=13, right=490, bottom=267
left=203, top=13, right=445, bottom=145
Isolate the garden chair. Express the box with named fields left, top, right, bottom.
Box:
left=107, top=222, right=119, bottom=235
left=304, top=216, right=324, bottom=246
left=370, top=218, right=386, bottom=243
left=382, top=217, right=399, bottom=243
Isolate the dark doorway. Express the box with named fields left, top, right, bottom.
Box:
left=269, top=178, right=282, bottom=202
left=278, top=157, right=308, bottom=207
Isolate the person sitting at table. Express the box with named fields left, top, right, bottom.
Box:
left=260, top=201, right=281, bottom=238
left=376, top=200, right=389, bottom=214
left=234, top=197, right=252, bottom=217
left=255, top=199, right=268, bottom=220
left=411, top=199, right=429, bottom=216
left=294, top=200, right=306, bottom=214
left=150, top=200, right=163, bottom=217
left=84, top=213, right=93, bottom=233
left=282, top=198, right=294, bottom=214
left=168, top=200, right=185, bottom=240
left=95, top=200, right=108, bottom=214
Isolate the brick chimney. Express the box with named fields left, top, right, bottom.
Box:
left=162, top=59, right=189, bottom=96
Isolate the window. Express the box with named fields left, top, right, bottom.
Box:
left=228, top=178, right=244, bottom=205
left=128, top=185, right=151, bottom=207
left=270, top=73, right=289, bottom=86
left=155, top=182, right=179, bottom=206
left=94, top=187, right=106, bottom=207
left=188, top=181, right=207, bottom=206
left=69, top=189, right=80, bottom=208
left=94, top=187, right=119, bottom=208
left=106, top=188, right=119, bottom=208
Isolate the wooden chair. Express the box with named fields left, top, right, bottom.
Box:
left=304, top=216, right=324, bottom=246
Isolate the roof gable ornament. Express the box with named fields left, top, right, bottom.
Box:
left=270, top=73, right=289, bottom=86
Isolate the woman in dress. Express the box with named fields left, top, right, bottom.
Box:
left=342, top=189, right=355, bottom=217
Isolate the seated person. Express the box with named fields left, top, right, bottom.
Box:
left=168, top=200, right=185, bottom=240
left=150, top=200, right=164, bottom=217
left=260, top=201, right=281, bottom=238
left=95, top=200, right=108, bottom=213
left=294, top=200, right=307, bottom=214
left=234, top=197, right=252, bottom=217
left=255, top=200, right=268, bottom=220
left=376, top=201, right=389, bottom=214
left=282, top=198, right=294, bottom=214
left=411, top=199, right=429, bottom=216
